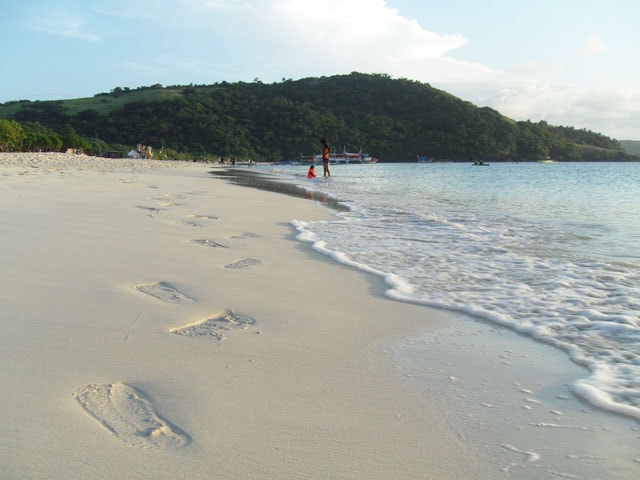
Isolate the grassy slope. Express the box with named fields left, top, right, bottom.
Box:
left=0, top=87, right=215, bottom=117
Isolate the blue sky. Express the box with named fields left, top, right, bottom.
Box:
left=2, top=0, right=639, bottom=140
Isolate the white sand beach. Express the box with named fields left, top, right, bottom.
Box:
left=1, top=152, right=638, bottom=479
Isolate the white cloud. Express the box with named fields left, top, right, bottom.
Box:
left=98, top=0, right=492, bottom=87
left=193, top=0, right=483, bottom=84
left=30, top=11, right=100, bottom=41
left=93, top=0, right=474, bottom=76
left=580, top=35, right=606, bottom=57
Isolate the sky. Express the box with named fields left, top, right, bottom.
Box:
left=2, top=0, right=640, bottom=140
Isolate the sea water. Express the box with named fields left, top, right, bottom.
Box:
left=264, top=161, right=640, bottom=422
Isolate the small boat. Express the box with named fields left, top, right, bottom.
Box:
left=417, top=155, right=434, bottom=163
left=471, top=160, right=489, bottom=166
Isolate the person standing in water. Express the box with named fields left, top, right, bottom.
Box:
left=321, top=137, right=331, bottom=177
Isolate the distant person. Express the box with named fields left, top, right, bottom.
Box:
left=321, top=137, right=331, bottom=177
left=307, top=164, right=317, bottom=179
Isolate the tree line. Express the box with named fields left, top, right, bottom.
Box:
left=0, top=72, right=631, bottom=161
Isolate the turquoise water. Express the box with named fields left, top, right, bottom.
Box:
left=268, top=161, right=640, bottom=421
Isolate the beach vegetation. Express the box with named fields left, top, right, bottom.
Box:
left=61, top=125, right=92, bottom=152
left=21, top=122, right=63, bottom=152
left=0, top=119, right=25, bottom=151
left=0, top=73, right=632, bottom=161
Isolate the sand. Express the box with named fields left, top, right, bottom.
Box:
left=1, top=152, right=638, bottom=479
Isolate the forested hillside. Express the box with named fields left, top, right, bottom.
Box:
left=0, top=72, right=630, bottom=161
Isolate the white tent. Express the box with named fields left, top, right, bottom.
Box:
left=127, top=149, right=137, bottom=158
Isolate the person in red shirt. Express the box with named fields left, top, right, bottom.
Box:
left=307, top=164, right=317, bottom=179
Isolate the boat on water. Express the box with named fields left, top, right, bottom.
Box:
left=537, top=158, right=556, bottom=163
left=417, top=155, right=434, bottom=163
left=301, top=149, right=377, bottom=165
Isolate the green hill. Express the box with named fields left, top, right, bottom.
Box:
left=0, top=73, right=631, bottom=161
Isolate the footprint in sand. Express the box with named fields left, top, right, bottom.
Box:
left=225, top=258, right=261, bottom=269
left=178, top=220, right=205, bottom=227
left=152, top=199, right=181, bottom=207
left=170, top=309, right=255, bottom=341
left=192, top=239, right=228, bottom=248
left=179, top=214, right=218, bottom=227
left=152, top=194, right=189, bottom=207
left=135, top=205, right=162, bottom=217
left=136, top=281, right=194, bottom=304
left=231, top=232, right=260, bottom=239
left=73, top=383, right=190, bottom=449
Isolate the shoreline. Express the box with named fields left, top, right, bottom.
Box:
left=213, top=164, right=640, bottom=478
left=1, top=153, right=637, bottom=479
left=210, top=167, right=350, bottom=212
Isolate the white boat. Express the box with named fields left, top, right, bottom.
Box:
left=302, top=148, right=377, bottom=164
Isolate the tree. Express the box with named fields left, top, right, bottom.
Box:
left=61, top=125, right=91, bottom=152
left=0, top=119, right=25, bottom=151
left=22, top=122, right=63, bottom=151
